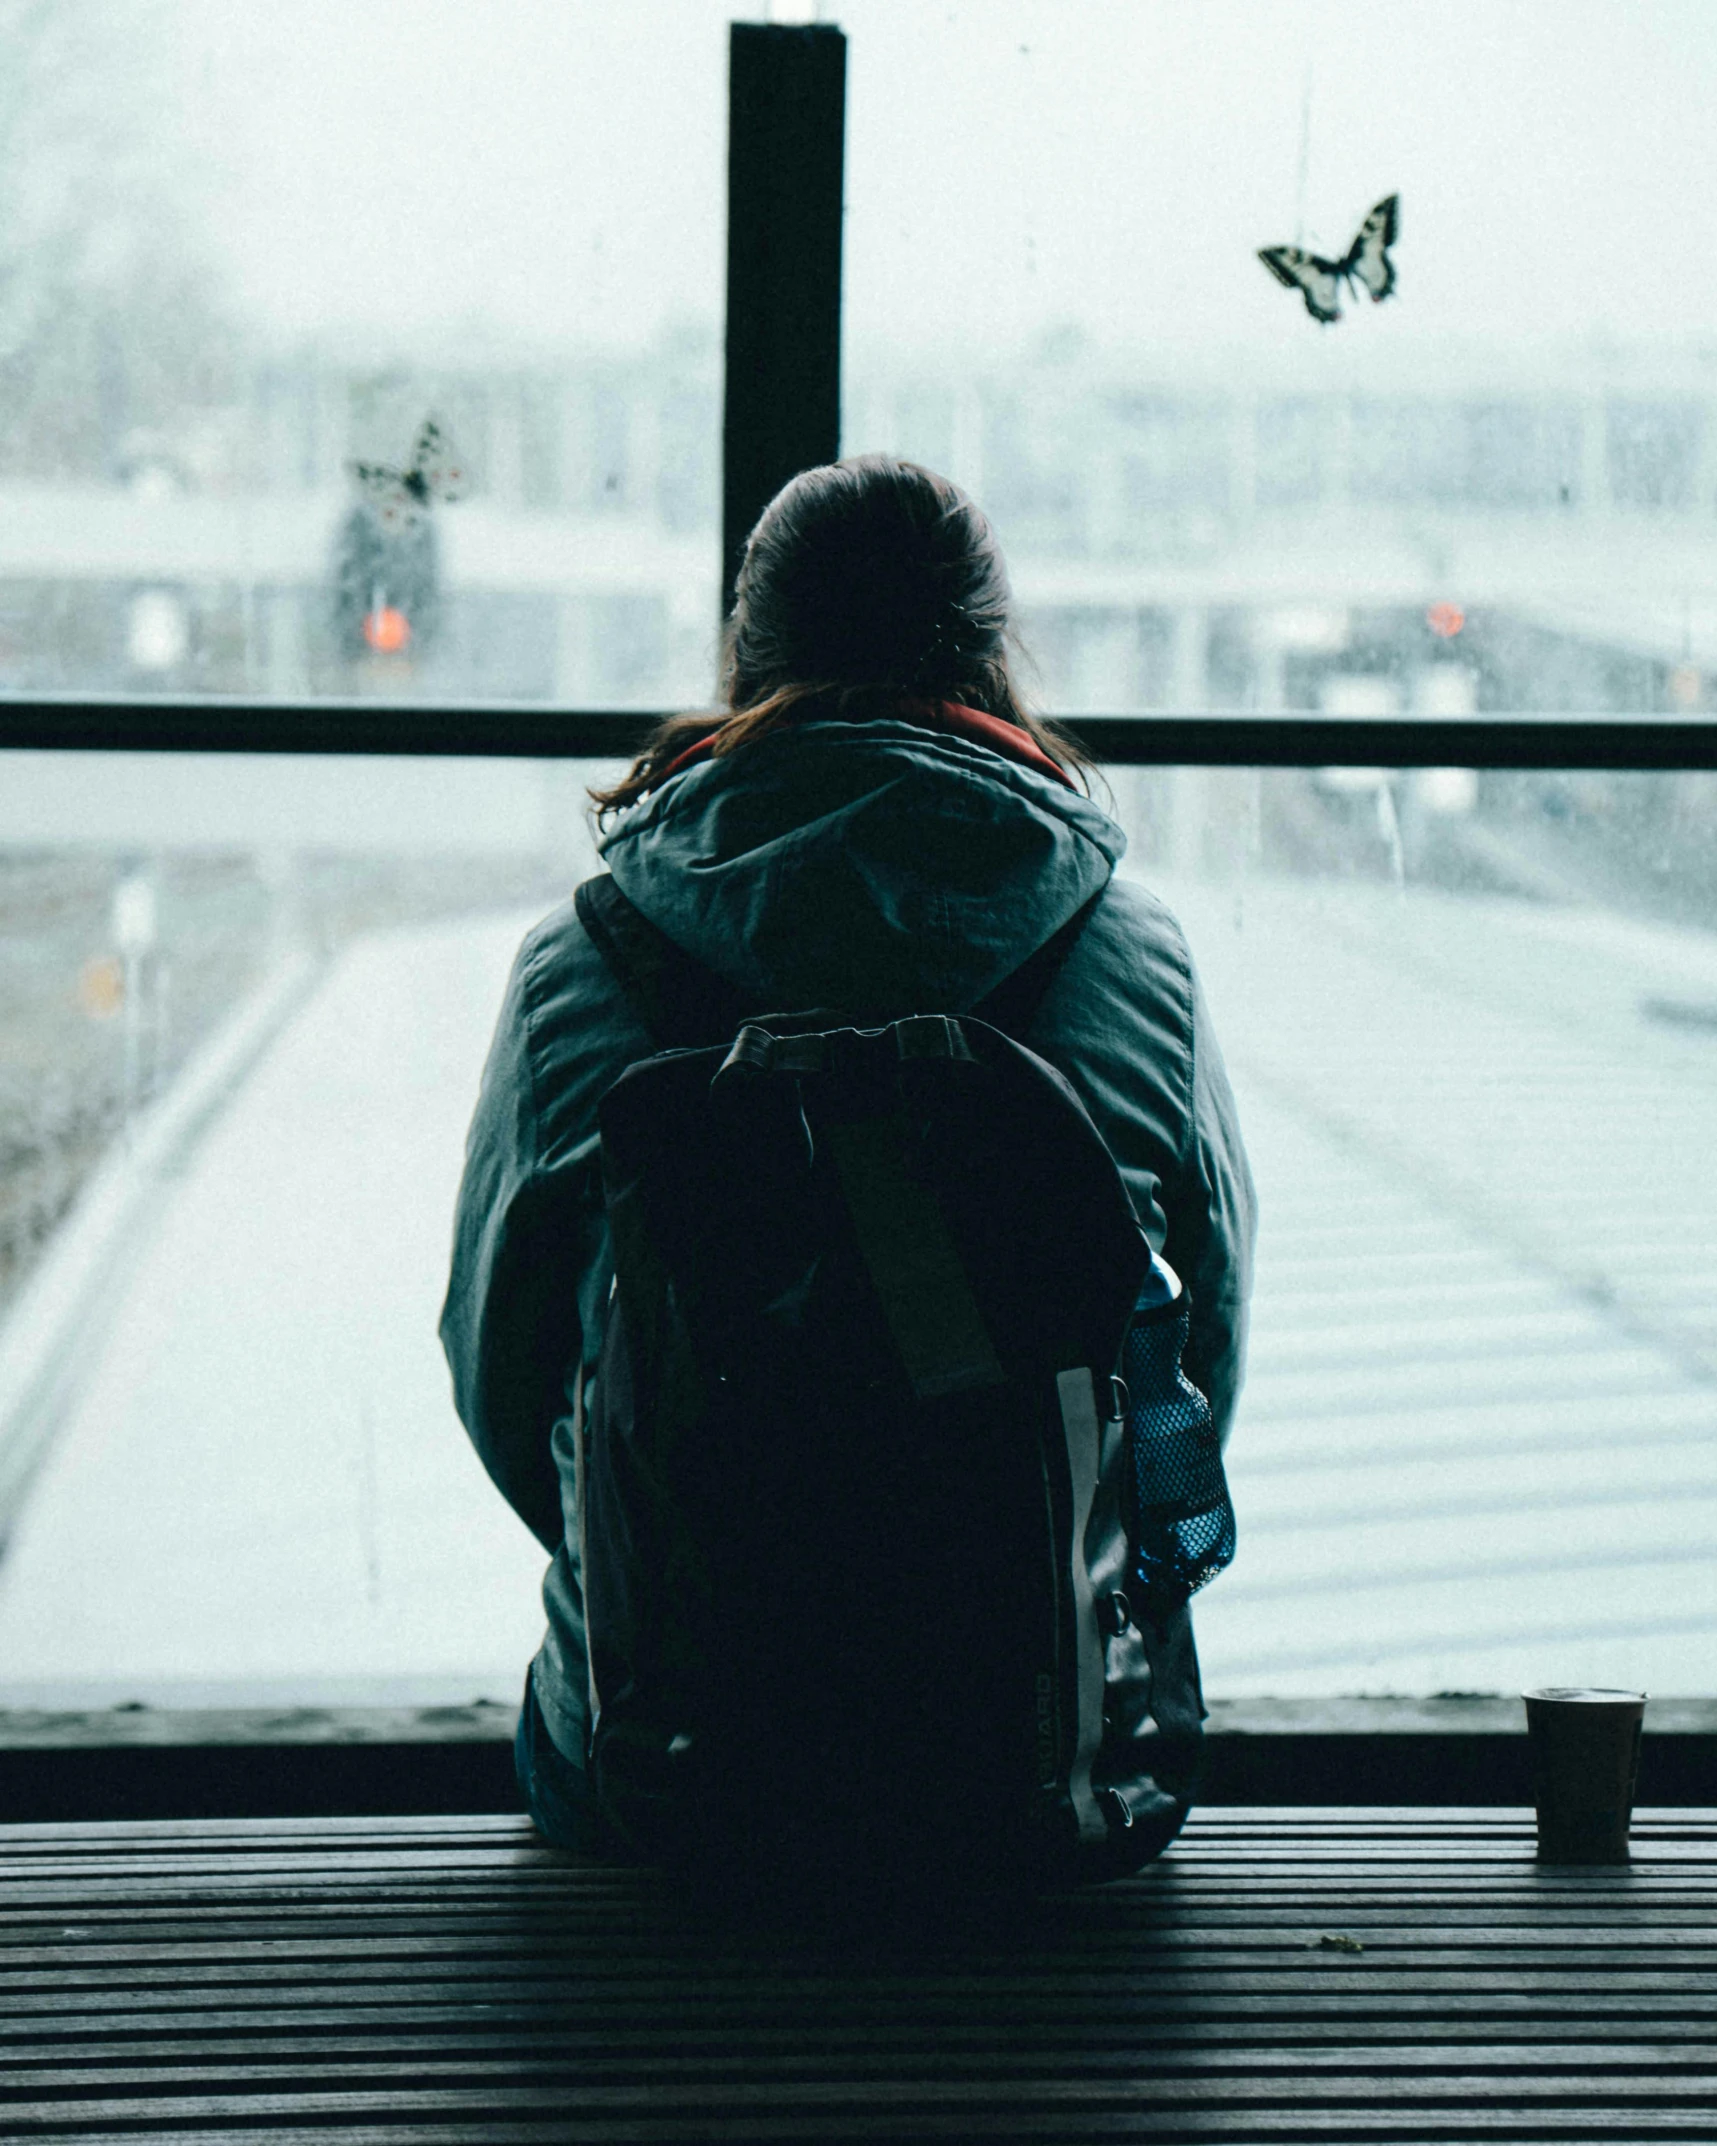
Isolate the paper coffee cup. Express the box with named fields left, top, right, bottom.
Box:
left=1521, top=1688, right=1645, bottom=1865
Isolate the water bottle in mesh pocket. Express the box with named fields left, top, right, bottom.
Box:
left=1120, top=1254, right=1236, bottom=1622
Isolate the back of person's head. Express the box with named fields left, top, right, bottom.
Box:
left=726, top=455, right=1019, bottom=718
left=595, top=456, right=1082, bottom=813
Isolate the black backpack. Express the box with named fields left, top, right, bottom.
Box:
left=572, top=873, right=1213, bottom=1895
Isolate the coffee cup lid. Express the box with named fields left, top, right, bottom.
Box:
left=1522, top=1686, right=1645, bottom=1704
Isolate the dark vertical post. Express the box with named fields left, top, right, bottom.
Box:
left=723, top=22, right=846, bottom=621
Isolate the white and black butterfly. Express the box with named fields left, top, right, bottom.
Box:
left=1258, top=194, right=1399, bottom=324
left=347, top=417, right=468, bottom=530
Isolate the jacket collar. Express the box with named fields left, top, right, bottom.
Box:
left=656, top=698, right=1075, bottom=793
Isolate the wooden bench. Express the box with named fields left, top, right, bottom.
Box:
left=4, top=1808, right=1714, bottom=2141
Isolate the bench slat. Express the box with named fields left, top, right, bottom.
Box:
left=4, top=1809, right=1714, bottom=2143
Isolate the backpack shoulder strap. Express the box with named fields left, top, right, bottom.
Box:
left=973, top=885, right=1106, bottom=1039
left=575, top=873, right=749, bottom=1050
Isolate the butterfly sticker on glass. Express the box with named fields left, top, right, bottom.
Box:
left=347, top=417, right=468, bottom=531
left=1258, top=194, right=1399, bottom=325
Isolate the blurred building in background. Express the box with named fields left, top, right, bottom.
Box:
left=1, top=328, right=1714, bottom=717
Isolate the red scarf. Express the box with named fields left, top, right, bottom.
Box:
left=655, top=699, right=1075, bottom=793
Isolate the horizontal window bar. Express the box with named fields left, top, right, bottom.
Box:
left=1, top=698, right=1714, bottom=768
left=1066, top=715, right=1717, bottom=770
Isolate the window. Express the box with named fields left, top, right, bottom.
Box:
left=1, top=3, right=1713, bottom=1716
left=1128, top=765, right=1717, bottom=1696
left=0, top=1, right=730, bottom=707
left=841, top=1, right=1717, bottom=717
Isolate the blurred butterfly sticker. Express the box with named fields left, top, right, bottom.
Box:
left=348, top=418, right=468, bottom=530
left=1259, top=195, right=1399, bottom=324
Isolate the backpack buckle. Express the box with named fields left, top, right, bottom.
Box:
left=712, top=1024, right=827, bottom=1088
left=893, top=1014, right=973, bottom=1062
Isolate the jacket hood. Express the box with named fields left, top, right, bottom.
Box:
left=597, top=714, right=1124, bottom=1012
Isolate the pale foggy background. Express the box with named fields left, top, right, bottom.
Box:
left=161, top=0, right=1717, bottom=354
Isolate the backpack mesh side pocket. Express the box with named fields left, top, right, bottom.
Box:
left=1122, top=1273, right=1236, bottom=1622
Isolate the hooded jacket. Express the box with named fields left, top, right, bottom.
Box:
left=441, top=711, right=1257, bottom=1766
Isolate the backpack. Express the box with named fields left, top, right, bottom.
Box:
left=571, top=871, right=1224, bottom=1895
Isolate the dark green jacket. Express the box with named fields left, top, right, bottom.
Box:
left=441, top=715, right=1256, bottom=1762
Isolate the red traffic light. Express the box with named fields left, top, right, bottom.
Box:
left=363, top=605, right=411, bottom=654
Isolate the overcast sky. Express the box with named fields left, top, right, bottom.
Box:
left=160, top=0, right=1717, bottom=361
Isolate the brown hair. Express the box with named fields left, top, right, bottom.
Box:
left=591, top=456, right=1086, bottom=815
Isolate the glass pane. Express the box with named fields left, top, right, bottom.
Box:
left=0, top=2, right=729, bottom=707
left=842, top=0, right=1717, bottom=716
left=0, top=750, right=618, bottom=1703
left=1, top=748, right=1713, bottom=1704
left=1111, top=759, right=1717, bottom=1698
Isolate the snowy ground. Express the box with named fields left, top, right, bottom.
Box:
left=0, top=907, right=550, bottom=1707
left=1180, top=874, right=1717, bottom=1697
left=0, top=870, right=1713, bottom=1705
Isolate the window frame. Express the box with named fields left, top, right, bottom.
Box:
left=1, top=20, right=1714, bottom=1804
left=2, top=700, right=1714, bottom=768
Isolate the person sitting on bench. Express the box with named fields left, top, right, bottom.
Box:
left=442, top=455, right=1256, bottom=1881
